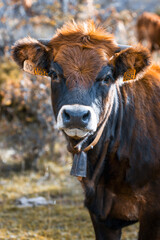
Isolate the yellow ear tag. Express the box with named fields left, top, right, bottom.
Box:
left=23, top=60, right=48, bottom=76
left=123, top=69, right=136, bottom=82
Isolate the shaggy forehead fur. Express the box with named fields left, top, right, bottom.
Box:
left=49, top=21, right=117, bottom=88
left=54, top=45, right=107, bottom=88
left=50, top=21, right=117, bottom=54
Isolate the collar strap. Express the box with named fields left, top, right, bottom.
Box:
left=74, top=100, right=114, bottom=153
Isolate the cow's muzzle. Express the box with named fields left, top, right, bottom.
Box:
left=56, top=104, right=98, bottom=139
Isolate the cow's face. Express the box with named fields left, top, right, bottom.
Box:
left=50, top=45, right=117, bottom=140
left=12, top=22, right=151, bottom=144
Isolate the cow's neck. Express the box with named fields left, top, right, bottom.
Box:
left=81, top=86, right=122, bottom=197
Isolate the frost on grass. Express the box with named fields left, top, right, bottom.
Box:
left=16, top=196, right=56, bottom=207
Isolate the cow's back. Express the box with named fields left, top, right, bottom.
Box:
left=137, top=12, right=160, bottom=51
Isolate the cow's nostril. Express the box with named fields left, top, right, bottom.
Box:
left=82, top=111, right=90, bottom=122
left=63, top=110, right=70, bottom=121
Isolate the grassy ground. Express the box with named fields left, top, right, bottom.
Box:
left=0, top=160, right=138, bottom=240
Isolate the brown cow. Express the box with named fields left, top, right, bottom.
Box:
left=12, top=21, right=160, bottom=240
left=137, top=12, right=160, bottom=52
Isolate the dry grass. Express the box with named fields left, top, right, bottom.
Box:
left=0, top=159, right=138, bottom=240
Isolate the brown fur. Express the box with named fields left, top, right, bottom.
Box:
left=54, top=45, right=107, bottom=88
left=50, top=21, right=118, bottom=57
left=137, top=12, right=160, bottom=52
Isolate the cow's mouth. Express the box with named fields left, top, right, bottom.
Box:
left=63, top=128, right=92, bottom=139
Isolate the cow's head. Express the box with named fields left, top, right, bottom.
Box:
left=12, top=22, right=117, bottom=141
left=12, top=22, right=151, bottom=152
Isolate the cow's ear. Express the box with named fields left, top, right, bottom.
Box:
left=110, top=45, right=151, bottom=81
left=12, top=37, right=52, bottom=73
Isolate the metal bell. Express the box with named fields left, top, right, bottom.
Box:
left=70, top=151, right=87, bottom=178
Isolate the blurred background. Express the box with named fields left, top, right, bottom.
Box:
left=0, top=0, right=159, bottom=239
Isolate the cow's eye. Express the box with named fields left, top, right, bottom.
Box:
left=48, top=70, right=58, bottom=80
left=101, top=75, right=111, bottom=85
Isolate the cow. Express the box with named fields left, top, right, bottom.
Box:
left=12, top=21, right=160, bottom=240
left=137, top=12, right=160, bottom=52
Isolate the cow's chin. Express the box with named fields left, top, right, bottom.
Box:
left=63, top=128, right=90, bottom=139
